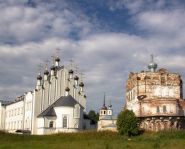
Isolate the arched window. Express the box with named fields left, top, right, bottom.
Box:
left=161, top=76, right=165, bottom=85
left=49, top=121, right=54, bottom=128
left=63, top=116, right=67, bottom=128
left=74, top=104, right=80, bottom=118
left=156, top=106, right=160, bottom=113
left=163, top=106, right=167, bottom=113
left=133, top=90, right=135, bottom=100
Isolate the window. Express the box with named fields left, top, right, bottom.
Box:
left=133, top=90, right=135, bottom=100
left=17, top=121, right=19, bottom=129
left=156, top=106, right=160, bottom=113
left=14, top=121, right=16, bottom=129
left=74, top=104, right=80, bottom=118
left=63, top=116, right=67, bottom=128
left=49, top=121, right=54, bottom=128
left=163, top=106, right=167, bottom=113
left=161, top=76, right=165, bottom=85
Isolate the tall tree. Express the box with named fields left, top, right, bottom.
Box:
left=117, top=109, right=139, bottom=136
left=88, top=110, right=99, bottom=124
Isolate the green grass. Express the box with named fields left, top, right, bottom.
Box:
left=0, top=130, right=185, bottom=149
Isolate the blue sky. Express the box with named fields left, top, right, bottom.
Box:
left=1, top=0, right=185, bottom=114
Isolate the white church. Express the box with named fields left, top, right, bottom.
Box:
left=0, top=55, right=91, bottom=135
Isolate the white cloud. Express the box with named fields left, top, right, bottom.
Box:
left=0, top=1, right=93, bottom=44
left=0, top=0, right=185, bottom=114
left=136, top=9, right=185, bottom=35
left=0, top=31, right=185, bottom=113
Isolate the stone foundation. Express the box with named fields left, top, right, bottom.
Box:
left=139, top=116, right=185, bottom=131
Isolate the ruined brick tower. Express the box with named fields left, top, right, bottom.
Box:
left=125, top=55, right=185, bottom=131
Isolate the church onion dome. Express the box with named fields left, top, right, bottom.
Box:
left=69, top=69, right=74, bottom=74
left=37, top=74, right=42, bottom=80
left=55, top=56, right=60, bottom=62
left=74, top=75, right=79, bottom=80
left=44, top=69, right=49, bottom=75
left=148, top=55, right=158, bottom=72
left=65, top=87, right=70, bottom=92
left=50, top=65, right=55, bottom=70
left=148, top=62, right=157, bottom=70
left=79, top=82, right=84, bottom=87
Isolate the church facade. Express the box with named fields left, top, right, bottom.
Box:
left=125, top=55, right=185, bottom=131
left=0, top=55, right=89, bottom=135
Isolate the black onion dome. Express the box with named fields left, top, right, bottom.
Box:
left=55, top=57, right=60, bottom=62
left=65, top=87, right=70, bottom=92
left=37, top=74, right=42, bottom=80
left=44, top=69, right=49, bottom=75
left=74, top=76, right=79, bottom=80
left=69, top=69, right=74, bottom=74
left=51, top=65, right=55, bottom=70
left=79, top=82, right=84, bottom=87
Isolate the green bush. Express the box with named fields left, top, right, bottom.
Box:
left=116, top=109, right=139, bottom=136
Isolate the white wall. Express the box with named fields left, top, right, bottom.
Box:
left=5, top=100, right=24, bottom=132
left=36, top=105, right=84, bottom=134
left=0, top=102, right=6, bottom=130
left=24, top=92, right=33, bottom=130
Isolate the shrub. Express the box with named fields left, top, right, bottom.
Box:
left=116, top=109, right=139, bottom=136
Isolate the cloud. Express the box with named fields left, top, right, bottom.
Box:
left=0, top=0, right=185, bottom=115
left=0, top=0, right=93, bottom=44
left=136, top=9, right=185, bottom=35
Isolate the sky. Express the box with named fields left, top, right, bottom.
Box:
left=1, top=0, right=185, bottom=115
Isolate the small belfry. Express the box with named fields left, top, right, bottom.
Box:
left=0, top=50, right=90, bottom=135
left=98, top=93, right=117, bottom=131
left=99, top=93, right=108, bottom=118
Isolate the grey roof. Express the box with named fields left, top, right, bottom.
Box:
left=100, top=115, right=117, bottom=120
left=38, top=95, right=82, bottom=117
left=38, top=107, right=56, bottom=117
left=0, top=100, right=13, bottom=106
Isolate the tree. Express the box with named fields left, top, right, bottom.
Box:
left=116, top=109, right=139, bottom=136
left=88, top=110, right=99, bottom=124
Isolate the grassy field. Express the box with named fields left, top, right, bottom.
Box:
left=0, top=130, right=185, bottom=149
